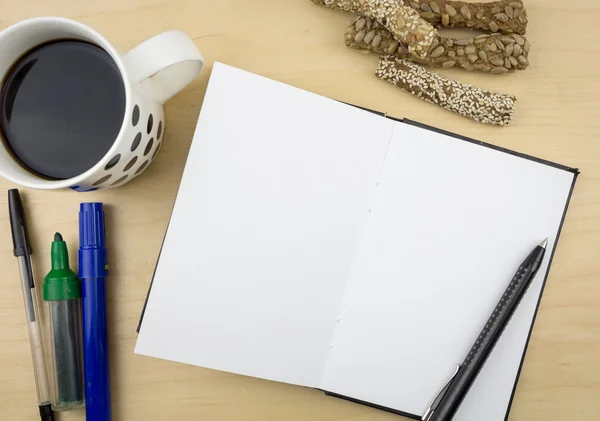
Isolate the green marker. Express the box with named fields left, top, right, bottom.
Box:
left=43, top=233, right=84, bottom=411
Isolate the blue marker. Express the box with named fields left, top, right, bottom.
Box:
left=79, top=203, right=111, bottom=421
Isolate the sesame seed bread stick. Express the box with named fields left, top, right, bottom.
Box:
left=376, top=55, right=516, bottom=125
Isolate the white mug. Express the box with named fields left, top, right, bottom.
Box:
left=0, top=17, right=204, bottom=191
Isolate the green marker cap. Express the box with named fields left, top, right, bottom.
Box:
left=43, top=233, right=80, bottom=301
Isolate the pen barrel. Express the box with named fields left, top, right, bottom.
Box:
left=79, top=202, right=110, bottom=421
left=81, top=277, right=111, bottom=421
left=17, top=256, right=52, bottom=407
left=47, top=299, right=84, bottom=410
left=428, top=246, right=544, bottom=421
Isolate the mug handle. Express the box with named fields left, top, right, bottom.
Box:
left=121, top=30, right=204, bottom=104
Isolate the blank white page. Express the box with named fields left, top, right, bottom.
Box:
left=320, top=122, right=575, bottom=419
left=135, top=63, right=395, bottom=386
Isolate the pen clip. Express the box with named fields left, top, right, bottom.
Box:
left=422, top=364, right=461, bottom=421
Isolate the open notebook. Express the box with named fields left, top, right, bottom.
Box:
left=136, top=63, right=578, bottom=420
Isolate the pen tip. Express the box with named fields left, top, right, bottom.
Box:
left=539, top=238, right=548, bottom=249
left=54, top=232, right=63, bottom=242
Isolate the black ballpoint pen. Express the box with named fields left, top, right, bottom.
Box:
left=8, top=190, right=54, bottom=421
left=422, top=238, right=548, bottom=421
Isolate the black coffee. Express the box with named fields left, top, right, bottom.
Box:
left=0, top=40, right=125, bottom=179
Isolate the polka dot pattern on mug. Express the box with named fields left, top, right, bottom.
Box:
left=152, top=142, right=162, bottom=160
left=131, top=132, right=142, bottom=151
left=144, top=138, right=154, bottom=156
left=157, top=121, right=163, bottom=140
left=104, top=154, right=121, bottom=170
left=136, top=160, right=149, bottom=175
left=111, top=175, right=128, bottom=186
left=147, top=114, right=153, bottom=134
left=90, top=107, right=164, bottom=189
left=124, top=156, right=138, bottom=171
left=132, top=105, right=140, bottom=126
left=93, top=174, right=112, bottom=186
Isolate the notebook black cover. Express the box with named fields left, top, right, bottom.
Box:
left=137, top=109, right=579, bottom=421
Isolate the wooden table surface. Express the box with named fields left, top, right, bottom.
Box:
left=0, top=1, right=599, bottom=420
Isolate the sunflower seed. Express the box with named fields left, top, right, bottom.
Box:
left=396, top=16, right=406, bottom=29
left=421, top=3, right=431, bottom=12
left=454, top=39, right=470, bottom=46
left=501, top=36, right=516, bottom=44
left=518, top=55, right=529, bottom=66
left=495, top=13, right=509, bottom=23
left=355, top=19, right=366, bottom=31
left=479, top=50, right=488, bottom=62
left=418, top=24, right=431, bottom=34
left=448, top=51, right=456, bottom=58
left=445, top=4, right=457, bottom=17
left=354, top=30, right=366, bottom=43
left=489, top=21, right=499, bottom=32
left=513, top=34, right=525, bottom=46
left=491, top=67, right=509, bottom=74
left=505, top=6, right=514, bottom=18
left=364, top=30, right=375, bottom=44
left=513, top=44, right=521, bottom=56
left=372, top=34, right=382, bottom=48
left=513, top=8, right=523, bottom=18
left=457, top=48, right=465, bottom=56
left=421, top=12, right=435, bottom=20
left=387, top=41, right=399, bottom=54
left=476, top=9, right=484, bottom=20
left=429, top=1, right=440, bottom=14
left=483, top=44, right=490, bottom=52
left=490, top=57, right=505, bottom=66
left=509, top=1, right=523, bottom=8
left=504, top=58, right=512, bottom=69
left=524, top=40, right=531, bottom=53
left=519, top=14, right=527, bottom=23
left=442, top=14, right=450, bottom=26
left=508, top=56, right=518, bottom=67
left=465, top=45, right=476, bottom=54
left=489, top=42, right=498, bottom=52
left=505, top=44, right=514, bottom=57
left=447, top=39, right=453, bottom=47
left=468, top=54, right=478, bottom=63
left=432, top=37, right=440, bottom=48
left=430, top=46, right=445, bottom=57
left=366, top=18, right=373, bottom=30
left=442, top=61, right=456, bottom=68
left=475, top=38, right=487, bottom=45
left=496, top=40, right=505, bottom=51
left=460, top=5, right=471, bottom=19
left=411, top=2, right=419, bottom=9
left=492, top=6, right=502, bottom=14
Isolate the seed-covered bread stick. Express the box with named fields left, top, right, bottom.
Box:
left=311, top=0, right=439, bottom=58
left=407, top=0, right=528, bottom=35
left=376, top=55, right=516, bottom=125
left=346, top=16, right=530, bottom=73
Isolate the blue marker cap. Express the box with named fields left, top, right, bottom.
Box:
left=78, top=203, right=108, bottom=279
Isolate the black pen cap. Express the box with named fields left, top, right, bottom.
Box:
left=8, top=189, right=31, bottom=256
